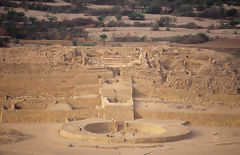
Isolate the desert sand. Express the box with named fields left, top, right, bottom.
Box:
left=0, top=123, right=240, bottom=155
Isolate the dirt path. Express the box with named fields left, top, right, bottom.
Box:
left=0, top=123, right=240, bottom=155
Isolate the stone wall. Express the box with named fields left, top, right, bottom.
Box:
left=2, top=109, right=98, bottom=122
left=100, top=78, right=134, bottom=121
left=135, top=110, right=240, bottom=127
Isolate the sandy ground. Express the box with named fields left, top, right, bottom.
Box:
left=44, top=0, right=71, bottom=6
left=86, top=27, right=240, bottom=41
left=0, top=123, right=240, bottom=155
left=87, top=4, right=115, bottom=9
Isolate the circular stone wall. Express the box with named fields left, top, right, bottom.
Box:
left=84, top=122, right=115, bottom=134
left=60, top=119, right=191, bottom=144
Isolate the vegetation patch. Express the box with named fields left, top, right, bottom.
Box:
left=177, top=22, right=202, bottom=29
left=0, top=37, right=9, bottom=47
left=86, top=7, right=132, bottom=16
left=151, top=24, right=159, bottom=31
left=0, top=0, right=84, bottom=13
left=151, top=33, right=210, bottom=44
left=72, top=40, right=96, bottom=46
left=157, top=16, right=176, bottom=27
left=128, top=12, right=145, bottom=20
left=133, top=22, right=152, bottom=27
left=198, top=7, right=239, bottom=19
left=113, top=35, right=147, bottom=42
left=0, top=11, right=101, bottom=40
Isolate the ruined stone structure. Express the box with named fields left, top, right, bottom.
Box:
left=59, top=119, right=191, bottom=144
left=100, top=78, right=134, bottom=121
left=0, top=45, right=239, bottom=126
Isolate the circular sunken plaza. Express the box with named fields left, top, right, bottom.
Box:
left=59, top=119, right=191, bottom=145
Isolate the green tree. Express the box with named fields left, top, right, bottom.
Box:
left=226, top=8, right=237, bottom=17
left=145, top=0, right=162, bottom=14
left=157, top=16, right=173, bottom=27
left=115, top=14, right=122, bottom=21
left=97, top=14, right=106, bottom=22
left=72, top=40, right=78, bottom=46
left=29, top=17, right=36, bottom=24
left=128, top=12, right=145, bottom=20
left=99, top=34, right=107, bottom=45
left=47, top=16, right=57, bottom=23
left=206, top=0, right=214, bottom=8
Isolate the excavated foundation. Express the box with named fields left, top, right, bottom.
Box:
left=59, top=119, right=191, bottom=144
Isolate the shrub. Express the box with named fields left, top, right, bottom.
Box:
left=157, top=16, right=175, bottom=27
left=0, top=38, right=8, bottom=47
left=78, top=41, right=96, bottom=46
left=198, top=7, right=225, bottom=19
left=102, top=28, right=110, bottom=32
left=97, top=14, right=106, bottom=22
left=29, top=17, right=37, bottom=24
left=72, top=40, right=78, bottom=46
left=62, top=18, right=101, bottom=27
left=88, top=8, right=115, bottom=16
left=177, top=22, right=201, bottom=29
left=151, top=33, right=209, bottom=44
left=218, top=21, right=234, bottom=29
left=140, top=35, right=147, bottom=41
left=206, top=0, right=214, bottom=8
left=15, top=38, right=19, bottom=44
left=144, top=0, right=173, bottom=14
left=99, top=34, right=107, bottom=40
left=86, top=6, right=131, bottom=16
left=145, top=4, right=162, bottom=14
left=166, top=27, right=170, bottom=31
left=112, top=43, right=122, bottom=47
left=112, top=35, right=147, bottom=42
left=151, top=24, right=159, bottom=31
left=99, top=34, right=107, bottom=44
left=177, top=4, right=194, bottom=16
left=128, top=12, right=145, bottom=20
left=115, top=14, right=122, bottom=21
left=47, top=16, right=57, bottom=23
left=229, top=21, right=239, bottom=27
left=226, top=8, right=238, bottom=17
left=169, top=33, right=209, bottom=44
left=85, top=0, right=125, bottom=5
left=7, top=11, right=26, bottom=22
left=196, top=33, right=209, bottom=41
left=106, top=20, right=118, bottom=27
left=133, top=22, right=151, bottom=27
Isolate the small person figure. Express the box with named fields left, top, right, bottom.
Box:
left=79, top=125, right=82, bottom=131
left=109, top=132, right=113, bottom=137
left=106, top=132, right=113, bottom=137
